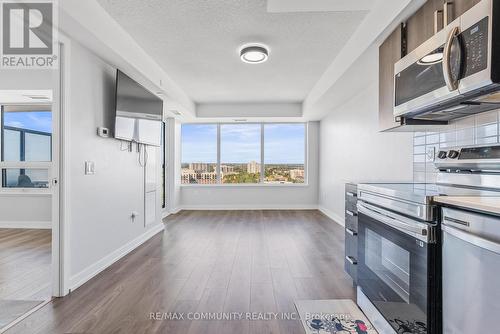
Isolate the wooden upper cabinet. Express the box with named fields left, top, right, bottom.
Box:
left=406, top=0, right=482, bottom=53
left=453, top=0, right=481, bottom=18
left=406, top=0, right=447, bottom=53
left=379, top=26, right=402, bottom=131
left=378, top=0, right=483, bottom=132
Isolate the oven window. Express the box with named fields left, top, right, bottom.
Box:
left=395, top=46, right=446, bottom=106
left=365, top=228, right=410, bottom=303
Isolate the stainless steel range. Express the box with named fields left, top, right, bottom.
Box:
left=356, top=144, right=500, bottom=334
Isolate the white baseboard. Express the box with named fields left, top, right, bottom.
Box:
left=69, top=223, right=165, bottom=292
left=179, top=204, right=319, bottom=210
left=0, top=221, right=51, bottom=229
left=318, top=206, right=345, bottom=227
left=170, top=207, right=181, bottom=214
left=162, top=207, right=181, bottom=219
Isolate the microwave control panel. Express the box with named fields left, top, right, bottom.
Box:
left=461, top=17, right=489, bottom=78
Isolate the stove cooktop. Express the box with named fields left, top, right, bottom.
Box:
left=357, top=183, right=500, bottom=206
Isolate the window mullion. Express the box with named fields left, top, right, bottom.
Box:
left=260, top=123, right=264, bottom=183
left=217, top=123, right=221, bottom=184
left=304, top=123, right=308, bottom=184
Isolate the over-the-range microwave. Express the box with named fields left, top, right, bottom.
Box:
left=394, top=0, right=500, bottom=122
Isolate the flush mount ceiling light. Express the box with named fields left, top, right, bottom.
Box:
left=418, top=52, right=443, bottom=65
left=240, top=44, right=269, bottom=64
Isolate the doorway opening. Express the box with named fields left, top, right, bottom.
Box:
left=0, top=91, right=55, bottom=330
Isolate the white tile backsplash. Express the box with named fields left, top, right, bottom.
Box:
left=476, top=110, right=498, bottom=125
left=414, top=145, right=426, bottom=154
left=475, top=123, right=498, bottom=138
left=413, top=110, right=500, bottom=183
left=426, top=133, right=440, bottom=145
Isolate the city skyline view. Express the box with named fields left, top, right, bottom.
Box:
left=181, top=123, right=305, bottom=164
left=181, top=123, right=305, bottom=184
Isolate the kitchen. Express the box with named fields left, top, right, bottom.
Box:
left=344, top=0, right=500, bottom=333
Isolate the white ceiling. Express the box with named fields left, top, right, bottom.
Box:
left=96, top=0, right=367, bottom=104
left=267, top=0, right=375, bottom=13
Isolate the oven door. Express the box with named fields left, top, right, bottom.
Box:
left=357, top=202, right=439, bottom=334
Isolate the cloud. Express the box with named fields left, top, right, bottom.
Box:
left=5, top=121, right=24, bottom=128
left=4, top=111, right=52, bottom=133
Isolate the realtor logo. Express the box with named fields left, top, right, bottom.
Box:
left=0, top=0, right=58, bottom=69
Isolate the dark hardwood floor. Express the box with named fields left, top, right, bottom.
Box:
left=0, top=228, right=51, bottom=301
left=6, top=210, right=355, bottom=334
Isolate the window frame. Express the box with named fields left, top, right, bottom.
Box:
left=0, top=106, right=53, bottom=192
left=161, top=121, right=166, bottom=208
left=180, top=122, right=308, bottom=187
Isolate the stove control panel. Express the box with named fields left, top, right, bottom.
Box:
left=435, top=145, right=500, bottom=171
left=438, top=151, right=448, bottom=159
left=447, top=150, right=460, bottom=159
left=437, top=150, right=459, bottom=159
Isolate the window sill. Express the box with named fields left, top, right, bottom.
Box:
left=0, top=189, right=51, bottom=196
left=180, top=183, right=309, bottom=188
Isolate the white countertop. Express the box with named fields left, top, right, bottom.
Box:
left=434, top=196, right=500, bottom=215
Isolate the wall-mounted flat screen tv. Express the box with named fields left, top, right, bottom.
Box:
left=114, top=70, right=163, bottom=146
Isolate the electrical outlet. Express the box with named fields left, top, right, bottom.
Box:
left=426, top=147, right=436, bottom=162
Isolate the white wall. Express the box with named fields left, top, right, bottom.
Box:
left=165, top=118, right=182, bottom=214
left=67, top=40, right=163, bottom=288
left=197, top=102, right=302, bottom=118
left=179, top=121, right=319, bottom=209
left=0, top=194, right=51, bottom=228
left=318, top=46, right=413, bottom=225
left=0, top=70, right=54, bottom=91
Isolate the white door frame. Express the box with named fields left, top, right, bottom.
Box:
left=51, top=33, right=71, bottom=297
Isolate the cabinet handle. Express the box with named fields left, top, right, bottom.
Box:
left=434, top=10, right=443, bottom=34
left=346, top=192, right=357, bottom=198
left=444, top=216, right=470, bottom=227
left=443, top=1, right=453, bottom=27
left=346, top=210, right=357, bottom=217
left=346, top=228, right=358, bottom=236
left=345, top=256, right=358, bottom=265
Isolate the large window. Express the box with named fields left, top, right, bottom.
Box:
left=221, top=124, right=261, bottom=184
left=264, top=123, right=305, bottom=184
left=181, top=124, right=217, bottom=184
left=1, top=107, right=52, bottom=189
left=181, top=123, right=306, bottom=185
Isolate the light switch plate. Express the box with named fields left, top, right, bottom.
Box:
left=85, top=161, right=95, bottom=175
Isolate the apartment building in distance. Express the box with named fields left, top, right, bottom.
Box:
left=246, top=161, right=261, bottom=174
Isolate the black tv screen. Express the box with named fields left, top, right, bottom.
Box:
left=114, top=70, right=163, bottom=146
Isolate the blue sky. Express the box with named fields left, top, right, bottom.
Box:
left=3, top=111, right=52, bottom=133
left=181, top=124, right=305, bottom=164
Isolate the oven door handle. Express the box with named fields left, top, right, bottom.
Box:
left=357, top=202, right=430, bottom=242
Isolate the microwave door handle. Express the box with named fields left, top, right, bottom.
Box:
left=443, top=26, right=461, bottom=91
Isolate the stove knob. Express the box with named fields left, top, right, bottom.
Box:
left=448, top=150, right=459, bottom=159
left=438, top=151, right=448, bottom=159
